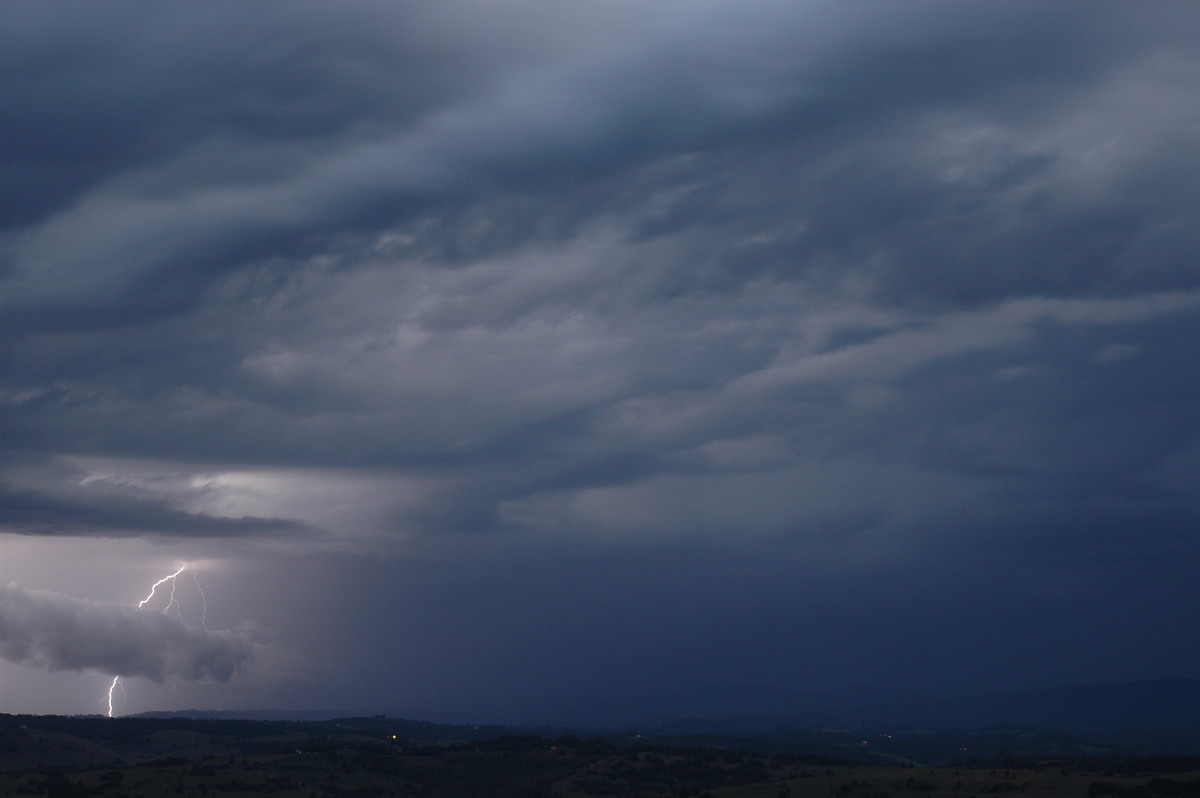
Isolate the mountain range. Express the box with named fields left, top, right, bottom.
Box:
left=142, top=676, right=1200, bottom=736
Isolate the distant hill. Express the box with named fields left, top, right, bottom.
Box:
left=462, top=676, right=1200, bottom=744
left=479, top=676, right=1200, bottom=735
left=127, top=677, right=1200, bottom=751
left=135, top=709, right=370, bottom=722
left=846, top=677, right=1200, bottom=732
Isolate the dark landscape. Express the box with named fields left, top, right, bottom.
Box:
left=5, top=678, right=1200, bottom=797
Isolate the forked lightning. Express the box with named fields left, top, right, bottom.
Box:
left=106, top=565, right=204, bottom=717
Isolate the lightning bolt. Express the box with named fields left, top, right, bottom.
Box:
left=105, top=564, right=202, bottom=717
left=193, top=570, right=209, bottom=631
left=137, top=565, right=187, bottom=610
left=106, top=676, right=125, bottom=718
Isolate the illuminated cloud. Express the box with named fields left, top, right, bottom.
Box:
left=0, top=583, right=252, bottom=682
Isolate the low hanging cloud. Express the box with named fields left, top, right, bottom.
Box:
left=0, top=583, right=252, bottom=682
left=0, top=482, right=311, bottom=540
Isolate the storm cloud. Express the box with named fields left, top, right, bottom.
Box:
left=2, top=0, right=1200, bottom=717
left=0, top=583, right=251, bottom=682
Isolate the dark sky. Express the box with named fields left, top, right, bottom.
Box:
left=3, top=0, right=1200, bottom=720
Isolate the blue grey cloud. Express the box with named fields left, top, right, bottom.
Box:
left=2, top=0, right=1199, bottom=716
